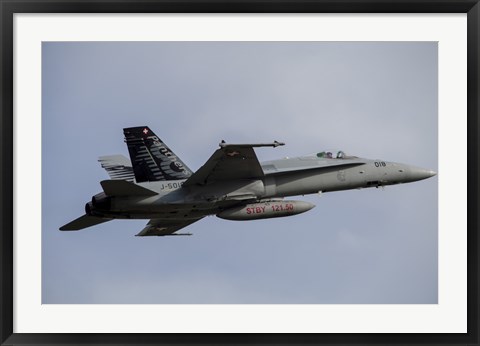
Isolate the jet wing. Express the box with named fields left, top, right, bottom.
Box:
left=183, top=144, right=269, bottom=186
left=135, top=218, right=204, bottom=236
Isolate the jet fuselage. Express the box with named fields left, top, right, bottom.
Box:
left=86, top=156, right=435, bottom=220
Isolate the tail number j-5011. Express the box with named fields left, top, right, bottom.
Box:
left=160, top=182, right=184, bottom=190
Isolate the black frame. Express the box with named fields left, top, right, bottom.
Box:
left=1, top=1, right=478, bottom=345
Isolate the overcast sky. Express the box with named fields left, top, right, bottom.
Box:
left=42, top=42, right=437, bottom=304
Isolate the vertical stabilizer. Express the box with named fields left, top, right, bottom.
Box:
left=123, top=126, right=193, bottom=183
left=98, top=155, right=135, bottom=182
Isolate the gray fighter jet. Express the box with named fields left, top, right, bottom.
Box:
left=60, top=126, right=436, bottom=236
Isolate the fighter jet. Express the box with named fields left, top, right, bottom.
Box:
left=60, top=126, right=436, bottom=236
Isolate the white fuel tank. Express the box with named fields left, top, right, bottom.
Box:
left=217, top=200, right=315, bottom=221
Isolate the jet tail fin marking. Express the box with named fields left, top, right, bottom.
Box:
left=100, top=180, right=158, bottom=196
left=60, top=214, right=112, bottom=231
left=123, top=126, right=193, bottom=183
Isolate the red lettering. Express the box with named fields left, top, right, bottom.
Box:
left=246, top=208, right=252, bottom=214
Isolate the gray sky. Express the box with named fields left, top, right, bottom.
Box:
left=42, top=42, right=437, bottom=304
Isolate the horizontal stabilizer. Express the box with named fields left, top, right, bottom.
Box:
left=60, top=214, right=112, bottom=231
left=100, top=180, right=158, bottom=196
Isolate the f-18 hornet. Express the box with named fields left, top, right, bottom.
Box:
left=60, top=126, right=436, bottom=236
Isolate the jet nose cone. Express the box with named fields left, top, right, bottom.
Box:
left=409, top=166, right=437, bottom=182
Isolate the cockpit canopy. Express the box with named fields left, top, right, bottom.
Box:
left=317, top=150, right=352, bottom=159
